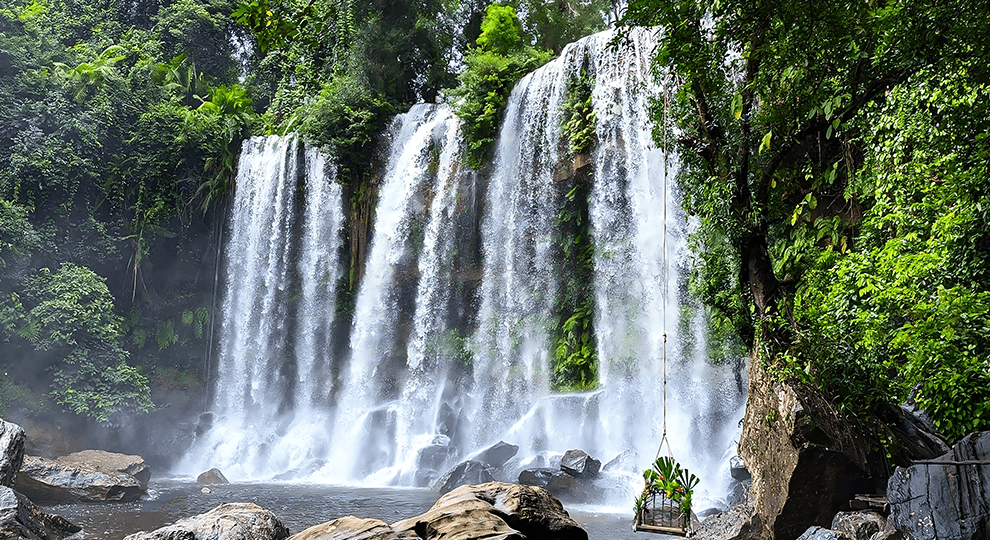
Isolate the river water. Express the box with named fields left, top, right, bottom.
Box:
left=45, top=479, right=670, bottom=539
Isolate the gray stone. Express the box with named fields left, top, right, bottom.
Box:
left=559, top=450, right=600, bottom=478
left=197, top=468, right=229, bottom=485
left=887, top=431, right=990, bottom=540
left=393, top=482, right=587, bottom=540
left=432, top=460, right=495, bottom=495
left=831, top=511, right=884, bottom=540
left=0, top=485, right=81, bottom=540
left=15, top=451, right=149, bottom=502
left=475, top=441, right=519, bottom=468
left=879, top=404, right=950, bottom=460
left=123, top=502, right=289, bottom=540
left=0, top=420, right=25, bottom=488
left=795, top=526, right=852, bottom=540
left=730, top=455, right=751, bottom=481
left=289, top=516, right=416, bottom=540
left=518, top=468, right=556, bottom=488
left=601, top=450, right=638, bottom=474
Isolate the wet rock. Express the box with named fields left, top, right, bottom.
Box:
left=601, top=449, right=637, bottom=474
left=197, top=468, right=229, bottom=485
left=518, top=468, right=556, bottom=488
left=878, top=404, right=950, bottom=461
left=559, top=450, right=600, bottom=478
left=795, top=526, right=852, bottom=540
left=0, top=485, right=81, bottom=540
left=887, top=430, right=990, bottom=540
left=475, top=441, right=519, bottom=469
left=432, top=460, right=495, bottom=495
left=124, top=502, right=290, bottom=540
left=689, top=491, right=763, bottom=540
left=393, top=482, right=587, bottom=540
left=15, top=451, right=149, bottom=502
left=290, top=516, right=417, bottom=540
left=545, top=471, right=581, bottom=497
left=830, top=511, right=884, bottom=540
left=729, top=455, right=751, bottom=481
left=0, top=420, right=25, bottom=487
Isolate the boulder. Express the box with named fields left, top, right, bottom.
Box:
left=738, top=350, right=876, bottom=539
left=393, top=482, right=587, bottom=540
left=475, top=441, right=519, bottom=469
left=878, top=404, right=950, bottom=461
left=197, top=468, right=229, bottom=485
left=887, top=430, right=990, bottom=540
left=689, top=492, right=763, bottom=540
left=0, top=420, right=25, bottom=487
left=124, top=502, right=290, bottom=540
left=432, top=460, right=495, bottom=495
left=0, top=485, right=81, bottom=540
left=518, top=468, right=556, bottom=488
left=601, top=450, right=637, bottom=474
left=795, top=526, right=852, bottom=540
left=58, top=450, right=151, bottom=487
left=290, top=516, right=417, bottom=540
left=559, top=450, right=599, bottom=478
left=830, top=511, right=884, bottom=540
left=15, top=451, right=149, bottom=502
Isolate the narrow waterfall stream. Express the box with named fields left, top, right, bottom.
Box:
left=181, top=29, right=746, bottom=511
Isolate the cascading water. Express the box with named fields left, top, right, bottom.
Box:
left=319, top=104, right=470, bottom=483
left=178, top=135, right=345, bottom=479
left=465, top=27, right=745, bottom=506
left=183, top=28, right=745, bottom=510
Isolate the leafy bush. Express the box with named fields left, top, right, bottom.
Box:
left=15, top=263, right=153, bottom=422
left=451, top=4, right=551, bottom=168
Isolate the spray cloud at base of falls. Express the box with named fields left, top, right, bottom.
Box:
left=181, top=28, right=746, bottom=509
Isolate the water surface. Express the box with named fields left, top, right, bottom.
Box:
left=46, top=480, right=666, bottom=540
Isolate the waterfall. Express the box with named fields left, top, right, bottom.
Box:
left=466, top=28, right=745, bottom=504
left=318, top=104, right=469, bottom=483
left=183, top=28, right=745, bottom=509
left=179, top=135, right=345, bottom=479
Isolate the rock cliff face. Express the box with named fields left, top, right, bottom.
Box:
left=738, top=352, right=878, bottom=539
left=887, top=431, right=990, bottom=540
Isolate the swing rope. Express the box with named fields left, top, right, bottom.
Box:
left=654, top=78, right=672, bottom=462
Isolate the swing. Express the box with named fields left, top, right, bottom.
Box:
left=632, top=331, right=697, bottom=536
left=633, top=83, right=697, bottom=536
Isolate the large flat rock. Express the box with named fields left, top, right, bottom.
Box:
left=15, top=450, right=150, bottom=502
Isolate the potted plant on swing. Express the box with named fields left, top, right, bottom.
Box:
left=634, top=456, right=700, bottom=535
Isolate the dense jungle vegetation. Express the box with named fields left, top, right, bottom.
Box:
left=0, top=0, right=987, bottom=461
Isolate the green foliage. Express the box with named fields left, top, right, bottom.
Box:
left=553, top=302, right=597, bottom=390
left=561, top=67, right=595, bottom=154
left=515, top=0, right=609, bottom=55
left=0, top=199, right=40, bottom=267
left=550, top=175, right=598, bottom=391
left=781, top=66, right=990, bottom=443
left=476, top=4, right=521, bottom=56
left=14, top=263, right=153, bottom=422
left=451, top=6, right=550, bottom=168
left=300, top=75, right=394, bottom=177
